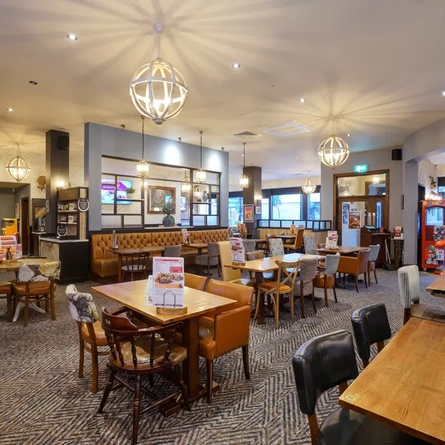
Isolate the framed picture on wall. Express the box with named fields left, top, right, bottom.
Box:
left=255, top=205, right=261, bottom=215
left=243, top=204, right=254, bottom=222
left=342, top=203, right=350, bottom=224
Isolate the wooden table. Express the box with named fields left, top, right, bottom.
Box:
left=184, top=242, right=207, bottom=255
left=339, top=318, right=445, bottom=444
left=0, top=257, right=50, bottom=272
left=426, top=273, right=445, bottom=295
left=226, top=253, right=323, bottom=324
left=111, top=246, right=165, bottom=282
left=314, top=246, right=368, bottom=255
left=92, top=280, right=236, bottom=415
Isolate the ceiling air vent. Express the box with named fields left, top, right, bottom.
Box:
left=263, top=120, right=312, bottom=138
left=233, top=131, right=261, bottom=139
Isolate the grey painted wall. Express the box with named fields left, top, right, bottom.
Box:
left=0, top=191, right=15, bottom=221
left=320, top=146, right=403, bottom=229
left=84, top=123, right=229, bottom=231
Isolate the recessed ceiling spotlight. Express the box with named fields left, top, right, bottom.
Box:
left=442, top=91, right=445, bottom=97
left=299, top=98, right=305, bottom=103
left=6, top=108, right=13, bottom=112
left=232, top=63, right=241, bottom=69
left=67, top=33, right=78, bottom=41
left=347, top=133, right=351, bottom=137
left=29, top=80, right=38, bottom=85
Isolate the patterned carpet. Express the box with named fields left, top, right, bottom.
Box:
left=0, top=269, right=441, bottom=445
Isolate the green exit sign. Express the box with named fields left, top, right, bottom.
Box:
left=354, top=164, right=368, bottom=173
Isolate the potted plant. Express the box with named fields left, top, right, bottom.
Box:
left=161, top=199, right=175, bottom=227
left=126, top=186, right=135, bottom=198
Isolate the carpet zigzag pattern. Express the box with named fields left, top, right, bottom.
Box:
left=0, top=269, right=440, bottom=444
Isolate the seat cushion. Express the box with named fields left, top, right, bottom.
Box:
left=92, top=258, right=118, bottom=278
left=13, top=281, right=52, bottom=297
left=318, top=407, right=427, bottom=445
left=314, top=274, right=335, bottom=288
left=81, top=321, right=109, bottom=346
left=258, top=281, right=291, bottom=293
left=109, top=337, right=187, bottom=370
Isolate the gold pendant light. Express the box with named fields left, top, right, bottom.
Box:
left=196, top=130, right=206, bottom=183
left=240, top=142, right=249, bottom=189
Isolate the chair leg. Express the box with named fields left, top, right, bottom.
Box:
left=132, top=375, right=142, bottom=445
left=174, top=364, right=191, bottom=411
left=274, top=294, right=280, bottom=328
left=355, top=276, right=359, bottom=292
left=324, top=285, right=329, bottom=308
left=91, top=347, right=99, bottom=393
left=206, top=359, right=213, bottom=403
left=364, top=273, right=368, bottom=288
left=300, top=282, right=305, bottom=318
left=77, top=330, right=85, bottom=378
left=368, top=270, right=371, bottom=286
left=242, top=345, right=250, bottom=379
left=311, top=290, right=317, bottom=314
left=290, top=292, right=295, bottom=323
left=98, top=368, right=116, bottom=413
left=374, top=269, right=378, bottom=284
left=24, top=297, right=29, bottom=327
left=45, top=295, right=49, bottom=313
left=50, top=292, right=56, bottom=321
left=333, top=285, right=338, bottom=303
left=7, top=293, right=12, bottom=322
left=254, top=290, right=262, bottom=319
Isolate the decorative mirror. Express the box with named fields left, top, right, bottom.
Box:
left=147, top=186, right=176, bottom=214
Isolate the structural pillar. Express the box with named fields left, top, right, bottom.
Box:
left=46, top=130, right=69, bottom=233
left=242, top=166, right=262, bottom=236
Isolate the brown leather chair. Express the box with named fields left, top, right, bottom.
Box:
left=184, top=273, right=207, bottom=291
left=99, top=307, right=190, bottom=445
left=284, top=228, right=304, bottom=253
left=314, top=254, right=340, bottom=308
left=337, top=249, right=370, bottom=292
left=66, top=284, right=109, bottom=393
left=198, top=279, right=254, bottom=402
left=0, top=281, right=13, bottom=322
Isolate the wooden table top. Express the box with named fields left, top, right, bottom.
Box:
left=426, top=274, right=445, bottom=294
left=275, top=235, right=296, bottom=239
left=225, top=253, right=323, bottom=273
left=339, top=318, right=445, bottom=444
left=314, top=246, right=368, bottom=255
left=0, top=257, right=50, bottom=271
left=111, top=246, right=165, bottom=255
left=92, top=280, right=236, bottom=325
left=185, top=242, right=207, bottom=249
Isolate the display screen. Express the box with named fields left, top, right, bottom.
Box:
left=101, top=180, right=133, bottom=205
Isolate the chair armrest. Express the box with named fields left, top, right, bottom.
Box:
left=214, top=305, right=251, bottom=357
left=337, top=256, right=357, bottom=274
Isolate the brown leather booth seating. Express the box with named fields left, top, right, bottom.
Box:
left=91, top=229, right=228, bottom=278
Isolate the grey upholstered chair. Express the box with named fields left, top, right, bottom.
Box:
left=367, top=244, right=381, bottom=285
left=303, top=234, right=316, bottom=254
left=268, top=238, right=284, bottom=256
left=242, top=239, right=257, bottom=254
left=351, top=303, right=392, bottom=368
left=294, top=257, right=319, bottom=318
left=314, top=253, right=340, bottom=307
left=195, top=242, right=221, bottom=276
left=164, top=244, right=182, bottom=257
left=398, top=265, right=445, bottom=324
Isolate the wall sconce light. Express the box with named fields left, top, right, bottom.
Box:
left=56, top=180, right=65, bottom=191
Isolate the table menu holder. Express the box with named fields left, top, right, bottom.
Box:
left=325, top=231, right=338, bottom=249
left=230, top=237, right=246, bottom=265
left=152, top=257, right=187, bottom=314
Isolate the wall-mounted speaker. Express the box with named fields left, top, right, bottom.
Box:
left=57, top=134, right=69, bottom=150
left=391, top=148, right=402, bottom=161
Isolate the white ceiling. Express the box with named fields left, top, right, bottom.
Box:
left=2, top=0, right=445, bottom=187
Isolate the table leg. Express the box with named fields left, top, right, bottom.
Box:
left=255, top=271, right=266, bottom=324
left=117, top=254, right=122, bottom=282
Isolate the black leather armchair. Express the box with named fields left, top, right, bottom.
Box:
left=351, top=303, right=392, bottom=368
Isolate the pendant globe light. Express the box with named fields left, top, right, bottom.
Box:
left=129, top=23, right=188, bottom=125
left=240, top=142, right=249, bottom=189
left=196, top=130, right=206, bottom=183
left=181, top=169, right=191, bottom=193
left=302, top=177, right=316, bottom=194
left=318, top=118, right=350, bottom=168
left=137, top=116, right=149, bottom=179
left=6, top=145, right=30, bottom=182
left=193, top=185, right=203, bottom=201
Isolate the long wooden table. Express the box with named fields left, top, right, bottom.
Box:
left=226, top=253, right=323, bottom=324
left=314, top=246, right=368, bottom=255
left=426, top=273, right=445, bottom=295
left=111, top=246, right=165, bottom=282
left=92, top=280, right=236, bottom=415
left=339, top=318, right=445, bottom=444
left=0, top=257, right=50, bottom=272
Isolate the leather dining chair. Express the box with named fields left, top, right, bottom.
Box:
left=99, top=307, right=190, bottom=445
left=217, top=241, right=255, bottom=286
left=163, top=244, right=182, bottom=257
left=337, top=249, right=370, bottom=292
left=198, top=279, right=254, bottom=403
left=184, top=272, right=207, bottom=291
left=367, top=244, right=381, bottom=285
left=284, top=228, right=305, bottom=253
left=66, top=284, right=109, bottom=393
left=398, top=265, right=445, bottom=324
left=314, top=253, right=340, bottom=308
left=351, top=303, right=392, bottom=368
left=292, top=330, right=423, bottom=445
left=195, top=242, right=221, bottom=277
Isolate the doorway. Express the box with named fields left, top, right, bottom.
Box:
left=21, top=198, right=29, bottom=256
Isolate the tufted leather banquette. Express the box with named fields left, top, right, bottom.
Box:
left=91, top=229, right=228, bottom=278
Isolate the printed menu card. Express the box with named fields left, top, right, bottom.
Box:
left=152, top=257, right=185, bottom=308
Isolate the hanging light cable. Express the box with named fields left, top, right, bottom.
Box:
left=240, top=142, right=249, bottom=189
left=129, top=23, right=188, bottom=125
left=137, top=115, right=149, bottom=180
left=318, top=118, right=350, bottom=168
left=196, top=130, right=206, bottom=183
